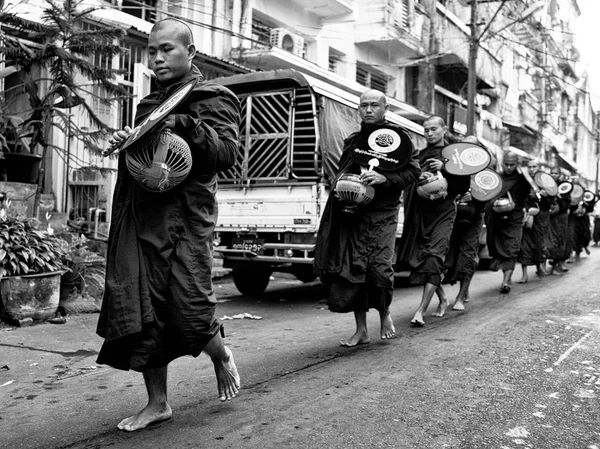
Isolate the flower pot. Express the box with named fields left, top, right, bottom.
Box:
left=3, top=153, right=43, bottom=184
left=0, top=271, right=62, bottom=321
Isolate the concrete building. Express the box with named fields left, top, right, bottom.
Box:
left=1, top=0, right=597, bottom=229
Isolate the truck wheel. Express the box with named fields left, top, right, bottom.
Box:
left=294, top=266, right=317, bottom=283
left=232, top=262, right=272, bottom=296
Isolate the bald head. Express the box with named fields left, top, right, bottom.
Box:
left=358, top=90, right=388, bottom=126
left=423, top=116, right=446, bottom=147
left=151, top=18, right=194, bottom=47
left=502, top=151, right=519, bottom=175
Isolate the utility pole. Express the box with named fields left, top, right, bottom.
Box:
left=416, top=0, right=438, bottom=114
left=466, top=0, right=478, bottom=135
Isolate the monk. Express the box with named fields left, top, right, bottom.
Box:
left=96, top=19, right=241, bottom=431
left=547, top=167, right=570, bottom=275
left=314, top=90, right=420, bottom=346
left=484, top=151, right=531, bottom=293
left=442, top=136, right=488, bottom=311
left=397, top=116, right=470, bottom=326
left=517, top=160, right=552, bottom=283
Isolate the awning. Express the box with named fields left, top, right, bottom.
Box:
left=554, top=153, right=578, bottom=174
left=503, top=121, right=537, bottom=137
left=508, top=146, right=531, bottom=160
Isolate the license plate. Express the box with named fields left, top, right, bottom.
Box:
left=232, top=238, right=265, bottom=254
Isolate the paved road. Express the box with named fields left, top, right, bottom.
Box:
left=2, top=250, right=600, bottom=448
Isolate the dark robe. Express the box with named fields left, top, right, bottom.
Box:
left=569, top=201, right=594, bottom=254
left=397, top=144, right=471, bottom=286
left=485, top=171, right=531, bottom=271
left=96, top=66, right=241, bottom=371
left=518, top=194, right=552, bottom=266
left=314, top=121, right=420, bottom=313
left=547, top=195, right=570, bottom=263
left=443, top=197, right=486, bottom=284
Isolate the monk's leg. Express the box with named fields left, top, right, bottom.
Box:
left=453, top=276, right=472, bottom=311
left=500, top=268, right=513, bottom=293
left=550, top=260, right=562, bottom=276
left=117, top=366, right=172, bottom=431
left=411, top=283, right=436, bottom=326
left=341, top=310, right=370, bottom=346
left=536, top=262, right=547, bottom=277
left=203, top=332, right=240, bottom=401
left=518, top=264, right=528, bottom=283
left=432, top=285, right=449, bottom=317
left=379, top=306, right=396, bottom=340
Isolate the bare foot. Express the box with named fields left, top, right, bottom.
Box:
left=432, top=298, right=449, bottom=317
left=380, top=312, right=396, bottom=340
left=517, top=275, right=528, bottom=284
left=340, top=330, right=370, bottom=347
left=214, top=346, right=240, bottom=402
left=411, top=311, right=425, bottom=327
left=550, top=267, right=563, bottom=276
left=117, top=403, right=172, bottom=432
left=452, top=298, right=465, bottom=311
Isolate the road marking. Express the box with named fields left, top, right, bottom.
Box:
left=553, top=331, right=594, bottom=367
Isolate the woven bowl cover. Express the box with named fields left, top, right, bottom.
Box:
left=417, top=172, right=448, bottom=200
left=126, top=129, right=192, bottom=192
left=335, top=173, right=375, bottom=206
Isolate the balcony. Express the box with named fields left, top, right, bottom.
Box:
left=354, top=0, right=429, bottom=63
left=294, top=0, right=355, bottom=19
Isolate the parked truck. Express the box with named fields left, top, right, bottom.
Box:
left=212, top=69, right=426, bottom=296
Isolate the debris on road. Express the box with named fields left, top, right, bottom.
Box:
left=221, top=313, right=262, bottom=320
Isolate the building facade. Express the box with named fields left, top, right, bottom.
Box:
left=1, top=0, right=597, bottom=226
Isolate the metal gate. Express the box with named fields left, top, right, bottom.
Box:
left=219, top=87, right=319, bottom=183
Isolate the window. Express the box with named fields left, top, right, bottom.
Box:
left=121, top=0, right=157, bottom=22
left=356, top=62, right=388, bottom=93
left=251, top=18, right=273, bottom=46
left=119, top=39, right=147, bottom=129
left=328, top=48, right=343, bottom=73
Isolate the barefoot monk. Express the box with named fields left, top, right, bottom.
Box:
left=96, top=19, right=241, bottom=431
left=314, top=90, right=420, bottom=347
left=484, top=151, right=531, bottom=293
left=397, top=116, right=470, bottom=326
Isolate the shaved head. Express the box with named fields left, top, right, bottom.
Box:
left=151, top=18, right=194, bottom=47
left=503, top=151, right=519, bottom=163
left=424, top=115, right=445, bottom=128
left=360, top=89, right=387, bottom=106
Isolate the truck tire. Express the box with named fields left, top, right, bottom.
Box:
left=294, top=265, right=317, bottom=283
left=232, top=262, right=272, bottom=296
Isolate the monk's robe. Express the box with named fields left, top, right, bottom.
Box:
left=443, top=197, right=486, bottom=285
left=547, top=194, right=570, bottom=263
left=397, top=144, right=470, bottom=286
left=569, top=200, right=595, bottom=255
left=96, top=66, right=241, bottom=371
left=518, top=194, right=552, bottom=266
left=484, top=171, right=531, bottom=271
left=314, top=121, right=420, bottom=314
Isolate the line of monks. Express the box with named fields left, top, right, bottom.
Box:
left=396, top=116, right=596, bottom=327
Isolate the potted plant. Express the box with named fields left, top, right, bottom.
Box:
left=0, top=212, right=68, bottom=322
left=55, top=233, right=106, bottom=313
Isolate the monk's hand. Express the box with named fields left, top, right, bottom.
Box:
left=360, top=171, right=386, bottom=186
left=426, top=158, right=443, bottom=172
left=108, top=126, right=133, bottom=147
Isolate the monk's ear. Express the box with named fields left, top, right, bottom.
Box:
left=187, top=43, right=197, bottom=61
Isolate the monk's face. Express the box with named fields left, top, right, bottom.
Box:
left=358, top=91, right=388, bottom=126
left=148, top=26, right=195, bottom=83
left=423, top=118, right=446, bottom=146
left=502, top=155, right=519, bottom=175
left=527, top=161, right=539, bottom=177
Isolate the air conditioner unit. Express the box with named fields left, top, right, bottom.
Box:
left=270, top=28, right=304, bottom=57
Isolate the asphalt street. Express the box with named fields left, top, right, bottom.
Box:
left=2, top=249, right=600, bottom=449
